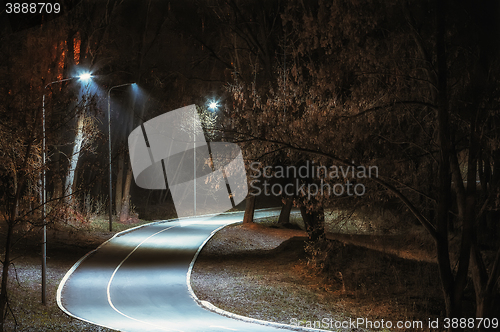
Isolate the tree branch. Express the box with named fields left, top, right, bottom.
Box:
left=229, top=131, right=437, bottom=239
left=339, top=101, right=437, bottom=119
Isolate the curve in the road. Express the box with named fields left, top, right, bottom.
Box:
left=57, top=210, right=323, bottom=332
left=107, top=225, right=179, bottom=332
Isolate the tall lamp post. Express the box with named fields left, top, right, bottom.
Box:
left=107, top=83, right=135, bottom=232
left=193, top=100, right=219, bottom=215
left=41, top=72, right=92, bottom=305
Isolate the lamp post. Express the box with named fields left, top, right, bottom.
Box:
left=107, top=83, right=135, bottom=232
left=193, top=101, right=220, bottom=215
left=41, top=73, right=92, bottom=305
left=193, top=106, right=196, bottom=216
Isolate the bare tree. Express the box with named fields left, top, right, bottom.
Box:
left=224, top=0, right=500, bottom=325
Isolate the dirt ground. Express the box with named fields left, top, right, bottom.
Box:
left=191, top=222, right=454, bottom=331
left=0, top=221, right=121, bottom=332
left=0, top=216, right=477, bottom=331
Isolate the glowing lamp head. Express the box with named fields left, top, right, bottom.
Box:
left=208, top=101, right=219, bottom=110
left=78, top=73, right=92, bottom=81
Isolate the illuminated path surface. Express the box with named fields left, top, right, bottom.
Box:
left=58, top=209, right=299, bottom=332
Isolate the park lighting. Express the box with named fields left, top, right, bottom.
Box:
left=208, top=100, right=219, bottom=110
left=78, top=72, right=92, bottom=81
left=41, top=72, right=93, bottom=305
left=107, top=83, right=136, bottom=232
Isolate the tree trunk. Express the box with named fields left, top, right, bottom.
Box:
left=117, top=85, right=142, bottom=221
left=65, top=113, right=85, bottom=204
left=277, top=198, right=293, bottom=225
left=300, top=206, right=325, bottom=242
left=243, top=194, right=256, bottom=224
left=119, top=165, right=133, bottom=222
left=0, top=220, right=13, bottom=332
left=471, top=241, right=489, bottom=319
left=52, top=146, right=63, bottom=200
left=0, top=162, right=24, bottom=331
left=434, top=0, right=469, bottom=325
left=471, top=239, right=500, bottom=325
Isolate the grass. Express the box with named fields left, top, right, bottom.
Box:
left=191, top=219, right=452, bottom=332
left=5, top=257, right=114, bottom=332
left=268, top=209, right=438, bottom=262
left=78, top=215, right=153, bottom=233
left=0, top=207, right=473, bottom=331
left=0, top=215, right=155, bottom=332
left=191, top=237, right=351, bottom=327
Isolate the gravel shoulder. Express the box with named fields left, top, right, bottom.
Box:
left=190, top=222, right=445, bottom=332
left=190, top=223, right=351, bottom=327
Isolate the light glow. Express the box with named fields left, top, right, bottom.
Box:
left=78, top=72, right=92, bottom=81
left=208, top=101, right=219, bottom=110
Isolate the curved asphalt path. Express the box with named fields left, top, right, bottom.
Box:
left=57, top=209, right=304, bottom=332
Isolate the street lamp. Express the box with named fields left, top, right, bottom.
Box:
left=41, top=72, right=92, bottom=305
left=107, top=83, right=135, bottom=232
left=208, top=100, right=219, bottom=111
left=79, top=73, right=92, bottom=81
left=193, top=100, right=219, bottom=216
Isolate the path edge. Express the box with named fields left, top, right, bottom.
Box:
left=186, top=216, right=328, bottom=332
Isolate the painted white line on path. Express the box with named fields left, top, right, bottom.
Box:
left=106, top=225, right=184, bottom=332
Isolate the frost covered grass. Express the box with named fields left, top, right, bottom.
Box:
left=5, top=257, right=115, bottom=332
left=0, top=217, right=151, bottom=331
left=191, top=221, right=446, bottom=332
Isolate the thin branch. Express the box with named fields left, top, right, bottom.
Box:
left=339, top=101, right=437, bottom=119
left=356, top=71, right=438, bottom=90
left=380, top=174, right=436, bottom=203
left=254, top=146, right=286, bottom=161
left=485, top=245, right=500, bottom=296
left=229, top=131, right=437, bottom=239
